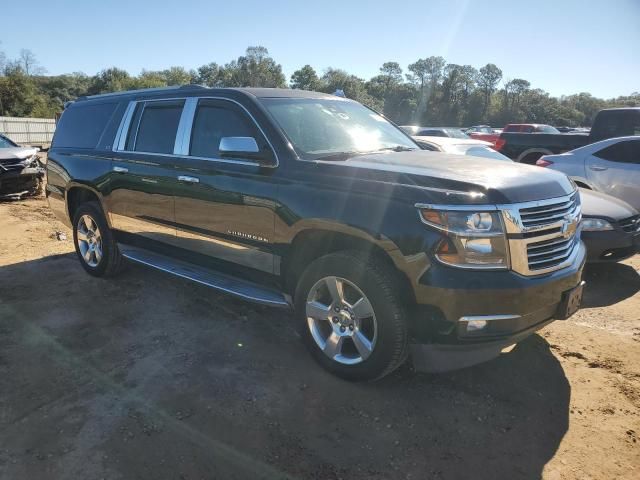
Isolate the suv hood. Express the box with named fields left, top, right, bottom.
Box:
left=329, top=150, right=575, bottom=204
left=0, top=147, right=38, bottom=162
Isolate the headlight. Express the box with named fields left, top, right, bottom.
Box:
left=418, top=208, right=509, bottom=269
left=581, top=218, right=614, bottom=231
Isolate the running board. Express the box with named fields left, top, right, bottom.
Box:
left=119, top=245, right=290, bottom=308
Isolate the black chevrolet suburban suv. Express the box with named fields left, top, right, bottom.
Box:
left=47, top=86, right=586, bottom=380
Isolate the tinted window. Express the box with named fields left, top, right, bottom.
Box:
left=594, top=139, right=640, bottom=164
left=53, top=102, right=118, bottom=149
left=190, top=100, right=259, bottom=159
left=420, top=129, right=446, bottom=137
left=131, top=100, right=184, bottom=154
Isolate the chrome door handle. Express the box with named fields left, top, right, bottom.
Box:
left=178, top=175, right=200, bottom=183
left=589, top=165, right=607, bottom=171
left=113, top=166, right=128, bottom=173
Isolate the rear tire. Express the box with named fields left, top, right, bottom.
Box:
left=72, top=201, right=123, bottom=277
left=294, top=251, right=409, bottom=381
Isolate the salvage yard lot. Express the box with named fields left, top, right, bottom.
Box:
left=1, top=197, right=639, bottom=479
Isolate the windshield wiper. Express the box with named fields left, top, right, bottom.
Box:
left=374, top=146, right=418, bottom=153
left=315, top=151, right=365, bottom=161
left=315, top=146, right=417, bottom=161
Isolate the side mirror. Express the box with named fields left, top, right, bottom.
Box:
left=219, top=136, right=260, bottom=154
left=218, top=136, right=275, bottom=166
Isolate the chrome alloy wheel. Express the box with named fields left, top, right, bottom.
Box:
left=76, top=214, right=103, bottom=267
left=306, top=276, right=378, bottom=365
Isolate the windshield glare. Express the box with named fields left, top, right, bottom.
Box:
left=261, top=98, right=417, bottom=159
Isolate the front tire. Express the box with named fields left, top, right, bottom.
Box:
left=294, top=251, right=409, bottom=381
left=72, top=201, right=123, bottom=277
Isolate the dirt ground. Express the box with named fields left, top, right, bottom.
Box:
left=0, top=196, right=638, bottom=480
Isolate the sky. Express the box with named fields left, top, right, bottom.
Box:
left=2, top=0, right=639, bottom=98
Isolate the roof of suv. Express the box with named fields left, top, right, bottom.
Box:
left=76, top=86, right=338, bottom=103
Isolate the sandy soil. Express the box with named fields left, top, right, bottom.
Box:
left=0, top=197, right=638, bottom=479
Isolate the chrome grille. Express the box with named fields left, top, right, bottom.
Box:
left=500, top=192, right=583, bottom=276
left=620, top=215, right=640, bottom=233
left=519, top=193, right=579, bottom=228
left=527, top=235, right=580, bottom=271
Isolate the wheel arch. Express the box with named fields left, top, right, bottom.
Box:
left=516, top=148, right=554, bottom=164
left=281, top=226, right=415, bottom=304
left=65, top=183, right=111, bottom=228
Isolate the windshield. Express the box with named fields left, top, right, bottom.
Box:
left=261, top=98, right=418, bottom=159
left=445, top=128, right=470, bottom=139
left=536, top=125, right=561, bottom=134
left=0, top=135, right=17, bottom=148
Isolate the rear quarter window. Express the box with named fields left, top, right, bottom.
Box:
left=53, top=102, right=118, bottom=149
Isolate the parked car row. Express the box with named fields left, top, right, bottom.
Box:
left=412, top=134, right=640, bottom=264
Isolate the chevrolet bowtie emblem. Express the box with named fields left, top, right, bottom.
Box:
left=561, top=214, right=578, bottom=239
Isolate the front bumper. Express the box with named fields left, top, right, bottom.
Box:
left=410, top=242, right=586, bottom=372
left=0, top=164, right=44, bottom=196
left=582, top=229, right=640, bottom=263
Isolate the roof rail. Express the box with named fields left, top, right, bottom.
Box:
left=77, top=84, right=209, bottom=101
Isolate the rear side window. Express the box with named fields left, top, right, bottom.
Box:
left=594, top=139, right=640, bottom=164
left=128, top=100, right=184, bottom=154
left=53, top=102, right=118, bottom=148
left=189, top=100, right=260, bottom=159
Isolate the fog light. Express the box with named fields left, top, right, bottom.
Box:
left=466, top=320, right=488, bottom=332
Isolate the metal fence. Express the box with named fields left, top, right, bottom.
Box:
left=0, top=116, right=56, bottom=148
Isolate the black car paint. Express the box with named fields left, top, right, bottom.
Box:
left=579, top=188, right=640, bottom=262
left=46, top=87, right=585, bottom=360
left=498, top=108, right=640, bottom=163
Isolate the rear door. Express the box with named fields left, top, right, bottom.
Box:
left=107, top=99, right=185, bottom=244
left=171, top=97, right=279, bottom=275
left=586, top=138, right=640, bottom=210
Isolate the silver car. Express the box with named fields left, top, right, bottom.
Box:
left=537, top=136, right=640, bottom=210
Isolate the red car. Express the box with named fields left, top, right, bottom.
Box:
left=465, top=125, right=501, bottom=146
left=503, top=124, right=560, bottom=134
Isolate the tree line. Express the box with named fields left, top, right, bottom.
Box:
left=1, top=44, right=638, bottom=127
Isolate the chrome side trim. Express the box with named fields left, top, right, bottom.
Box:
left=119, top=244, right=289, bottom=308
left=459, top=314, right=521, bottom=322
left=113, top=101, right=137, bottom=151
left=174, top=97, right=197, bottom=155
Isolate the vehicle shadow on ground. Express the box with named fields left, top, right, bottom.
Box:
left=582, top=261, right=640, bottom=307
left=0, top=253, right=569, bottom=480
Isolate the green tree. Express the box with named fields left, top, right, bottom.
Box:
left=320, top=68, right=382, bottom=110
left=220, top=46, right=286, bottom=88
left=195, top=62, right=222, bottom=87
left=407, top=56, right=445, bottom=123
left=477, top=63, right=502, bottom=117
left=87, top=67, right=135, bottom=95
left=290, top=64, right=321, bottom=90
